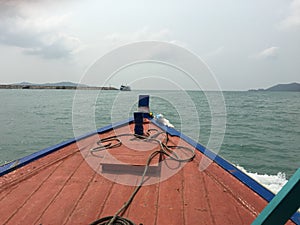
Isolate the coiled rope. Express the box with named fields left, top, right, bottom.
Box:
left=89, top=129, right=195, bottom=225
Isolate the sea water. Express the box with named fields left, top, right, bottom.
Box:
left=0, top=89, right=299, bottom=193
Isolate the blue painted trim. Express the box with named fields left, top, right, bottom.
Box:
left=0, top=118, right=133, bottom=177
left=150, top=118, right=300, bottom=225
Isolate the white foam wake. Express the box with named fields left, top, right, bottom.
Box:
left=236, top=165, right=288, bottom=194
left=155, top=114, right=174, bottom=128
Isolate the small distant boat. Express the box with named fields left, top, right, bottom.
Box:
left=120, top=85, right=131, bottom=91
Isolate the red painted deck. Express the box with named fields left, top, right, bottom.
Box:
left=0, top=122, right=295, bottom=225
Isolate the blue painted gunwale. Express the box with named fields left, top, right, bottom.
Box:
left=0, top=118, right=133, bottom=177
left=0, top=117, right=299, bottom=224
left=150, top=119, right=300, bottom=225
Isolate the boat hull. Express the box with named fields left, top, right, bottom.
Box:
left=0, top=119, right=299, bottom=225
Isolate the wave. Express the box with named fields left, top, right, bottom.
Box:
left=236, top=165, right=287, bottom=194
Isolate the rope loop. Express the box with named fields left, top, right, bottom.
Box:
left=89, top=129, right=195, bottom=225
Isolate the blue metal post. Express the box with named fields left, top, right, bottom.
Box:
left=134, top=112, right=144, bottom=135
left=251, top=168, right=300, bottom=225
left=138, top=95, right=150, bottom=113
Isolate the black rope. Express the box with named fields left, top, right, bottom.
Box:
left=89, top=216, right=135, bottom=225
left=89, top=130, right=195, bottom=225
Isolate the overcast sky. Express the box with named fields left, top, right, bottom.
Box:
left=0, top=0, right=299, bottom=90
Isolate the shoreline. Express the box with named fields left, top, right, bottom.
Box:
left=0, top=84, right=118, bottom=90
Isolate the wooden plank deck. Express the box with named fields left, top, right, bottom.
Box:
left=0, top=122, right=296, bottom=225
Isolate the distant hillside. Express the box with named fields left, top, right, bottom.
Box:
left=266, top=82, right=300, bottom=91
left=14, top=81, right=88, bottom=87
left=249, top=82, right=300, bottom=92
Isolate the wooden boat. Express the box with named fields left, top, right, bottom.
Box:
left=0, top=95, right=299, bottom=225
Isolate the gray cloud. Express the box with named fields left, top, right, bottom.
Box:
left=103, top=27, right=185, bottom=48
left=23, top=35, right=80, bottom=59
left=279, top=0, right=300, bottom=29
left=0, top=1, right=81, bottom=59
left=254, top=46, right=280, bottom=60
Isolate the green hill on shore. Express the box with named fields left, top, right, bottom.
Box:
left=249, top=82, right=300, bottom=92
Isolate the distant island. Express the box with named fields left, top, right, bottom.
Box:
left=0, top=82, right=118, bottom=90
left=249, top=82, right=300, bottom=92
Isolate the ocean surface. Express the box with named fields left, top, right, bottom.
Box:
left=0, top=89, right=299, bottom=193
